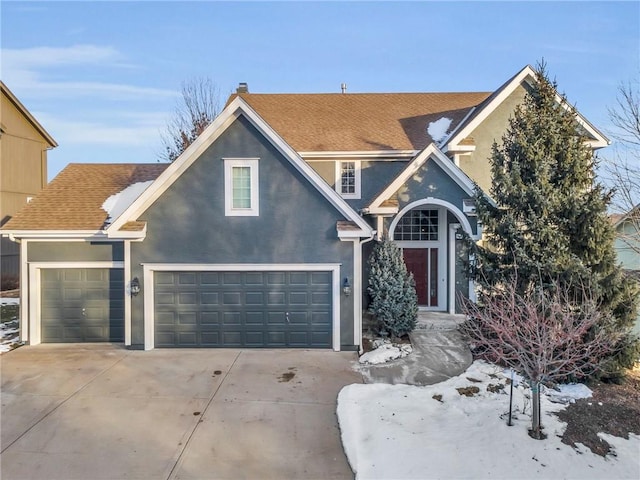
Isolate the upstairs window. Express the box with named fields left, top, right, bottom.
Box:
left=224, top=158, right=259, bottom=216
left=336, top=160, right=361, bottom=199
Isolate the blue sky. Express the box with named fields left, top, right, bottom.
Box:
left=2, top=1, right=639, bottom=179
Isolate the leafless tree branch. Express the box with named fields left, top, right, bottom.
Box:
left=159, top=77, right=222, bottom=162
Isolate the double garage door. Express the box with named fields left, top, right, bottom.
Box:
left=154, top=270, right=333, bottom=348
left=41, top=268, right=124, bottom=343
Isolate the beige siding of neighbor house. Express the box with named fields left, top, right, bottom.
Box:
left=306, top=160, right=336, bottom=187
left=1, top=84, right=55, bottom=278
left=458, top=86, right=527, bottom=192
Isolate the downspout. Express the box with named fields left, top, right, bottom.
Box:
left=357, top=232, right=376, bottom=354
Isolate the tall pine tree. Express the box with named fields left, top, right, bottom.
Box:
left=472, top=63, right=639, bottom=377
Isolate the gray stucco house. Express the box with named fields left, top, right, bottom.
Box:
left=1, top=65, right=609, bottom=351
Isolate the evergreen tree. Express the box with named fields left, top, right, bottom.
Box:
left=367, top=239, right=418, bottom=339
left=472, top=62, right=639, bottom=378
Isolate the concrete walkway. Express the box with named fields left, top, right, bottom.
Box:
left=359, top=312, right=473, bottom=386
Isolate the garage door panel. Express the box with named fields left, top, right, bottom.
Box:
left=267, top=272, right=286, bottom=285
left=223, top=312, right=241, bottom=324
left=267, top=292, right=285, bottom=305
left=156, top=311, right=175, bottom=325
left=223, top=272, right=242, bottom=285
left=223, top=292, right=242, bottom=305
left=156, top=292, right=176, bottom=305
left=178, top=313, right=197, bottom=325
left=245, top=272, right=264, bottom=285
left=63, top=270, right=83, bottom=281
left=178, top=332, right=198, bottom=346
left=245, top=311, right=265, bottom=325
left=245, top=292, right=264, bottom=305
left=178, top=272, right=197, bottom=285
left=178, top=292, right=197, bottom=305
left=201, top=292, right=219, bottom=305
left=200, top=331, right=220, bottom=346
left=223, top=331, right=242, bottom=345
left=311, top=292, right=330, bottom=305
left=200, top=272, right=220, bottom=285
left=289, top=292, right=309, bottom=305
left=154, top=270, right=333, bottom=348
left=155, top=272, right=175, bottom=285
left=201, top=312, right=220, bottom=325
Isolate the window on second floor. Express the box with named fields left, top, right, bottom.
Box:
left=224, top=158, right=259, bottom=216
left=336, top=160, right=361, bottom=199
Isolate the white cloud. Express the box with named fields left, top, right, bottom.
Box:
left=1, top=44, right=176, bottom=99
left=3, top=44, right=123, bottom=69
left=34, top=111, right=167, bottom=147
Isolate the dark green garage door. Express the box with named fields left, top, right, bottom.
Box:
left=154, top=271, right=333, bottom=348
left=41, top=268, right=124, bottom=343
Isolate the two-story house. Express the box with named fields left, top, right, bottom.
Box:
left=0, top=82, right=57, bottom=288
left=1, top=65, right=608, bottom=351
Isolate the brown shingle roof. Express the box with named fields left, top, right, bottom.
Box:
left=2, top=163, right=168, bottom=231
left=231, top=92, right=492, bottom=152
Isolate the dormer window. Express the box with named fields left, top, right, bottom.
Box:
left=336, top=160, right=361, bottom=199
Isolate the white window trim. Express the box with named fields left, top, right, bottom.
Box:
left=335, top=160, right=361, bottom=199
left=224, top=158, right=259, bottom=216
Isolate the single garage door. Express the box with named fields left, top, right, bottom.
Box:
left=154, top=270, right=333, bottom=348
left=41, top=268, right=125, bottom=342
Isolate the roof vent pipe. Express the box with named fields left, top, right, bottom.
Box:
left=341, top=83, right=347, bottom=94
left=237, top=82, right=249, bottom=94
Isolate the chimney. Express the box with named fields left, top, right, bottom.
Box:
left=236, top=82, right=249, bottom=94
left=341, top=83, right=347, bottom=94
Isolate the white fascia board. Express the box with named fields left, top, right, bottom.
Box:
left=300, top=150, right=419, bottom=159
left=337, top=229, right=372, bottom=240
left=106, top=229, right=147, bottom=240
left=1, top=230, right=108, bottom=240
left=439, top=106, right=478, bottom=153
left=446, top=66, right=536, bottom=152
left=107, top=104, right=242, bottom=232
left=445, top=65, right=609, bottom=152
left=368, top=144, right=477, bottom=210
left=108, top=97, right=373, bottom=236
left=367, top=206, right=399, bottom=215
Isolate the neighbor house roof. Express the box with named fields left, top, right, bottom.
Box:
left=2, top=163, right=168, bottom=231
left=228, top=91, right=492, bottom=153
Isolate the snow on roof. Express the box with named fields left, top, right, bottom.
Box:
left=101, top=180, right=154, bottom=226
left=427, top=117, right=453, bottom=143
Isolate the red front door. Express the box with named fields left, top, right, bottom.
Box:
left=403, top=248, right=439, bottom=307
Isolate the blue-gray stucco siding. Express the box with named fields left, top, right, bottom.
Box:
left=28, top=241, right=124, bottom=262
left=129, top=115, right=355, bottom=347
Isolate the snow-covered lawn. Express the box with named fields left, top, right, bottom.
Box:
left=1, top=297, right=21, bottom=354
left=338, top=360, right=640, bottom=480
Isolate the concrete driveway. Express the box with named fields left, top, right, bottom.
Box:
left=1, top=345, right=362, bottom=480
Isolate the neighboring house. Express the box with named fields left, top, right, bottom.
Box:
left=0, top=82, right=57, bottom=285
left=612, top=206, right=640, bottom=334
left=1, top=65, right=609, bottom=351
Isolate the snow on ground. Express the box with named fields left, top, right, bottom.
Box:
left=338, top=360, right=640, bottom=480
left=1, top=297, right=21, bottom=354
left=101, top=180, right=153, bottom=225
left=359, top=340, right=413, bottom=365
